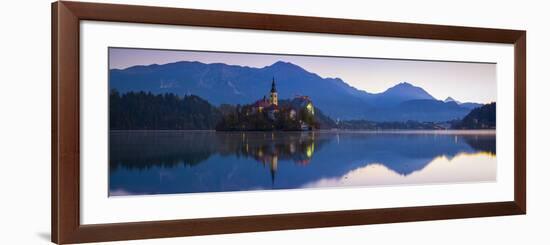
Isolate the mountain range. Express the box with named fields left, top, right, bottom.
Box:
left=444, top=96, right=483, bottom=110
left=110, top=60, right=486, bottom=122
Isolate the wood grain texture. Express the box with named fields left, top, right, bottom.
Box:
left=51, top=2, right=58, bottom=243
left=52, top=1, right=81, bottom=243
left=514, top=32, right=527, bottom=213
left=51, top=1, right=527, bottom=244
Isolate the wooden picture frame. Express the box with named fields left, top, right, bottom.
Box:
left=51, top=1, right=526, bottom=244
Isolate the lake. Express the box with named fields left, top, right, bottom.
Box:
left=109, top=130, right=496, bottom=196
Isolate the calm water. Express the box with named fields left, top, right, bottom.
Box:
left=109, top=130, right=496, bottom=196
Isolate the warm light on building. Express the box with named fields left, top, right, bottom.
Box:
left=270, top=77, right=278, bottom=106
left=306, top=102, right=314, bottom=115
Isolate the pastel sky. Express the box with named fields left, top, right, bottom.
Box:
left=109, top=47, right=496, bottom=104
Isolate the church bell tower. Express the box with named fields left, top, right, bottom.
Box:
left=270, top=77, right=278, bottom=106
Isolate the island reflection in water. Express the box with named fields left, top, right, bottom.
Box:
left=109, top=130, right=496, bottom=196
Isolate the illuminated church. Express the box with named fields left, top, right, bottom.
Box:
left=251, top=77, right=315, bottom=129
left=252, top=77, right=279, bottom=116
left=269, top=77, right=278, bottom=106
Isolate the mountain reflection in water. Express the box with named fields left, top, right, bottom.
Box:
left=109, top=130, right=496, bottom=196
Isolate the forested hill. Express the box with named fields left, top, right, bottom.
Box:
left=452, top=102, right=496, bottom=129
left=109, top=90, right=222, bottom=130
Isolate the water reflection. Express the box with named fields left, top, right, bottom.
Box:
left=109, top=130, right=496, bottom=196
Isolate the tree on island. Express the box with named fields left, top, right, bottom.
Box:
left=215, top=78, right=323, bottom=131
left=215, top=103, right=318, bottom=131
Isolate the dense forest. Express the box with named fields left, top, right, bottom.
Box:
left=452, top=102, right=496, bottom=129
left=109, top=90, right=495, bottom=131
left=109, top=90, right=222, bottom=130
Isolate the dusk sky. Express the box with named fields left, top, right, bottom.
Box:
left=109, top=48, right=496, bottom=104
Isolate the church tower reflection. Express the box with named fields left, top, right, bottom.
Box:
left=234, top=132, right=319, bottom=185
left=270, top=155, right=278, bottom=185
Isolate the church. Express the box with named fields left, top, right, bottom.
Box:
left=252, top=77, right=279, bottom=120
left=251, top=77, right=315, bottom=128
left=217, top=77, right=318, bottom=131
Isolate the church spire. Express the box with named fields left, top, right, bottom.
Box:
left=269, top=77, right=278, bottom=106
left=270, top=77, right=277, bottom=93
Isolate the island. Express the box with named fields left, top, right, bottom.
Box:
left=216, top=78, right=319, bottom=131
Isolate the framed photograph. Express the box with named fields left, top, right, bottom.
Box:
left=52, top=1, right=526, bottom=244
